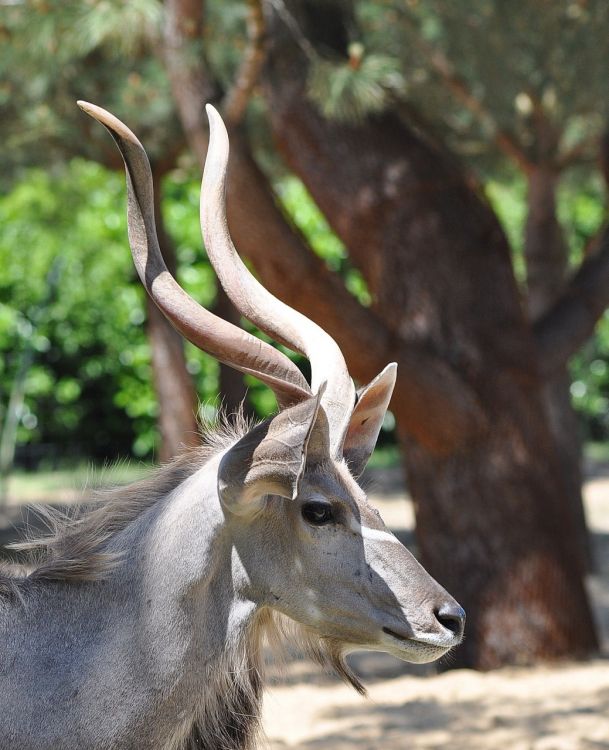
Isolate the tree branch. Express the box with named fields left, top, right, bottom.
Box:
left=162, top=0, right=216, bottom=163
left=557, top=134, right=598, bottom=171
left=534, top=224, right=609, bottom=374
left=222, top=0, right=266, bottom=127
left=403, top=15, right=533, bottom=174
left=535, top=123, right=609, bottom=371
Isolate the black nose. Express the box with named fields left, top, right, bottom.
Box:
left=435, top=602, right=466, bottom=639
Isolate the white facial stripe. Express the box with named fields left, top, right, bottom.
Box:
left=360, top=525, right=402, bottom=545
left=347, top=515, right=402, bottom=546
left=307, top=494, right=402, bottom=546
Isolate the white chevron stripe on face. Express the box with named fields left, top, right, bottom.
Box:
left=360, top=525, right=402, bottom=545
left=347, top=515, right=402, bottom=546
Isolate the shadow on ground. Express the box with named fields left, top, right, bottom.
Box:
left=266, top=669, right=609, bottom=750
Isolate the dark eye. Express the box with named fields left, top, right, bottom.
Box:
left=301, top=501, right=334, bottom=526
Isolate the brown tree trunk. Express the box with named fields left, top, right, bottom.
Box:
left=213, top=286, right=252, bottom=418
left=161, top=0, right=252, bottom=420
left=146, top=299, right=199, bottom=461
left=525, top=167, right=567, bottom=317
left=148, top=169, right=199, bottom=462
left=525, top=166, right=591, bottom=571
left=261, top=1, right=598, bottom=669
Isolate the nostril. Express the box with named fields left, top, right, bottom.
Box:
left=435, top=602, right=466, bottom=637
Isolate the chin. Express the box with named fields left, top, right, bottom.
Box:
left=392, top=642, right=452, bottom=664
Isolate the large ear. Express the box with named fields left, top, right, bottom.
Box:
left=343, top=363, right=397, bottom=478
left=218, top=388, right=330, bottom=516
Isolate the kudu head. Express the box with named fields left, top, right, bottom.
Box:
left=78, top=100, right=464, bottom=673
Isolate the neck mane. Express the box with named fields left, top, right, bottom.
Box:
left=0, top=416, right=253, bottom=602
left=180, top=606, right=271, bottom=750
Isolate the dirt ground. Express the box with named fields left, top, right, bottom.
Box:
left=262, top=465, right=609, bottom=749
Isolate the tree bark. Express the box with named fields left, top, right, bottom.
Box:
left=161, top=0, right=253, bottom=418
left=535, top=225, right=609, bottom=370
left=525, top=167, right=567, bottom=318
left=524, top=166, right=591, bottom=571
left=213, top=286, right=253, bottom=418
left=148, top=169, right=199, bottom=462
left=261, top=0, right=598, bottom=668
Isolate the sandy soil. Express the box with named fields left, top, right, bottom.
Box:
left=262, top=465, right=609, bottom=749
left=263, top=661, right=609, bottom=749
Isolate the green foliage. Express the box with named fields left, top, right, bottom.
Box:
left=0, top=0, right=177, bottom=185
left=277, top=176, right=371, bottom=306
left=0, top=160, right=145, bottom=458
left=570, top=321, right=609, bottom=441
left=487, top=170, right=606, bottom=278
left=356, top=0, right=609, bottom=169
left=205, top=0, right=250, bottom=91
left=568, top=165, right=609, bottom=441
left=485, top=175, right=528, bottom=282
left=558, top=171, right=607, bottom=267
left=0, top=160, right=224, bottom=461
left=307, top=44, right=405, bottom=123
left=72, top=0, right=162, bottom=56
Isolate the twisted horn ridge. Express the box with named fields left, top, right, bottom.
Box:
left=77, top=100, right=311, bottom=409
left=201, top=104, right=356, bottom=456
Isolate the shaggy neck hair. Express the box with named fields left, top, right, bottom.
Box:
left=178, top=610, right=364, bottom=750
left=0, top=417, right=251, bottom=599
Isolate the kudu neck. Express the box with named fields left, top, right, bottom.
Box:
left=132, top=450, right=263, bottom=654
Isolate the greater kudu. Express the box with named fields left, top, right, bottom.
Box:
left=0, top=103, right=464, bottom=750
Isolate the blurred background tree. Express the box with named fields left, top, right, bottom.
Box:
left=1, top=0, right=609, bottom=670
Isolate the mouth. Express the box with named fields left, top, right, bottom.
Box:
left=382, top=626, right=413, bottom=642
left=381, top=626, right=458, bottom=663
